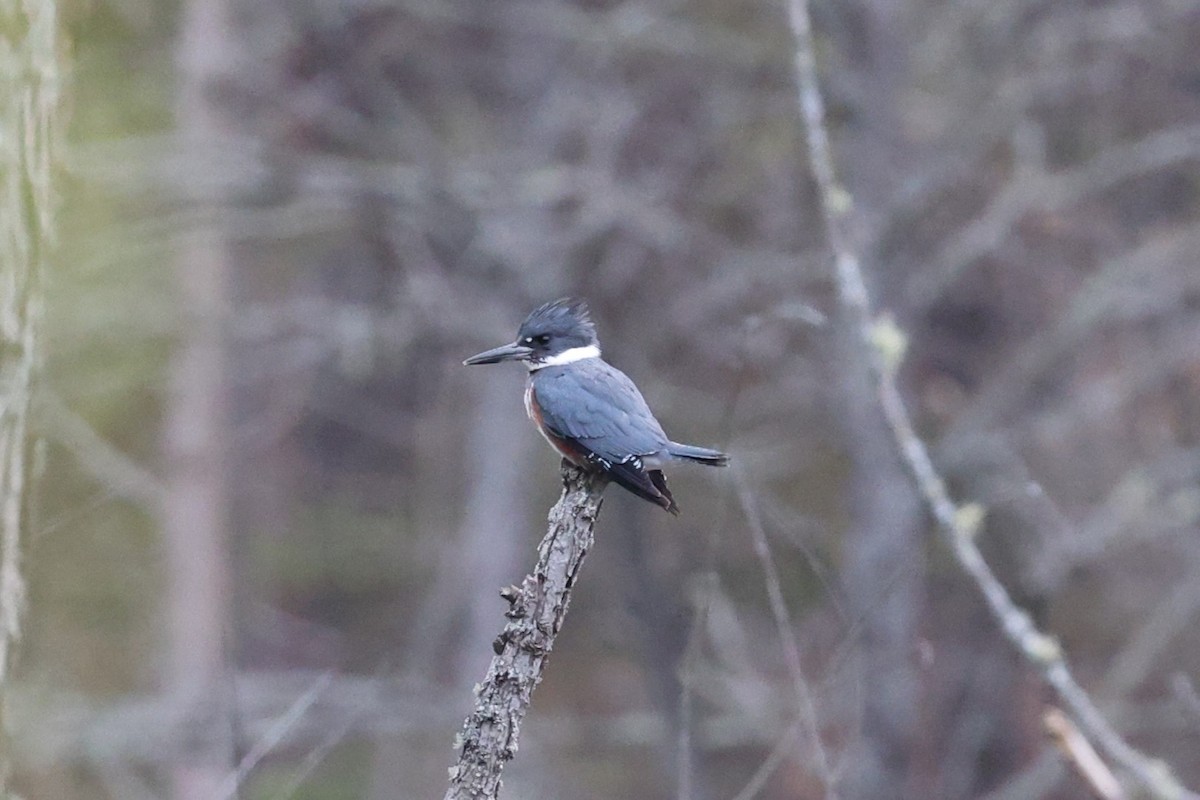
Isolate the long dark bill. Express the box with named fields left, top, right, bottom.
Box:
left=462, top=342, right=534, bottom=366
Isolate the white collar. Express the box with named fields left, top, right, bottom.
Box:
left=527, top=344, right=601, bottom=371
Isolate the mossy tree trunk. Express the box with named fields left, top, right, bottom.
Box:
left=0, top=0, right=60, bottom=792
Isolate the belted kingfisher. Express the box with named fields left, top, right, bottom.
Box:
left=463, top=298, right=728, bottom=514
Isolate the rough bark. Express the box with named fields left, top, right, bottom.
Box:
left=0, top=0, right=59, bottom=790
left=443, top=464, right=607, bottom=800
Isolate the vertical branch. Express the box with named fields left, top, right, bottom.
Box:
left=165, top=0, right=236, bottom=796
left=0, top=0, right=60, bottom=790
left=443, top=465, right=607, bottom=800
left=784, top=2, right=926, bottom=794
left=404, top=375, right=534, bottom=684
left=782, top=0, right=1199, bottom=798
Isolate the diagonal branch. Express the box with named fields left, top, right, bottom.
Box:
left=214, top=670, right=335, bottom=800
left=734, top=467, right=838, bottom=798
left=781, top=0, right=1198, bottom=798
left=35, top=391, right=167, bottom=514
left=443, top=464, right=607, bottom=800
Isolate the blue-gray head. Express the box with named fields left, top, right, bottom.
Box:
left=463, top=298, right=600, bottom=369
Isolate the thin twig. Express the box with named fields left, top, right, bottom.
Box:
left=677, top=571, right=714, bottom=800
left=215, top=670, right=335, bottom=800
left=1044, top=707, right=1126, bottom=800
left=678, top=358, right=754, bottom=800
left=734, top=467, right=838, bottom=800
left=34, top=391, right=167, bottom=514
left=728, top=723, right=801, bottom=800
left=270, top=673, right=363, bottom=800
left=781, top=0, right=1198, bottom=797
left=1170, top=674, right=1200, bottom=731
left=1102, top=557, right=1200, bottom=700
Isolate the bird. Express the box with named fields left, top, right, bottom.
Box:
left=463, top=298, right=728, bottom=514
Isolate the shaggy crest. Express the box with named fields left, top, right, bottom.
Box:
left=517, top=297, right=597, bottom=345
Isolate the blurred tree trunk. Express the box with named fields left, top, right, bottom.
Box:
left=823, top=4, right=926, bottom=795
left=400, top=372, right=534, bottom=685
left=609, top=497, right=692, bottom=795
left=0, top=0, right=59, bottom=791
left=164, top=0, right=236, bottom=796
left=833, top=320, right=923, bottom=800
left=452, top=376, right=535, bottom=684
left=370, top=374, right=532, bottom=800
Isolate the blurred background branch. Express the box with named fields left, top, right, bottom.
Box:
left=784, top=0, right=1199, bottom=796
left=19, top=0, right=1200, bottom=798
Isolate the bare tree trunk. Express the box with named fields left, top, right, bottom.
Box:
left=443, top=464, right=607, bottom=800
left=165, top=0, right=236, bottom=796
left=817, top=8, right=925, bottom=793
left=0, top=0, right=59, bottom=791
left=833, top=320, right=923, bottom=800
left=369, top=375, right=533, bottom=800
left=456, top=390, right=535, bottom=683
left=403, top=374, right=535, bottom=685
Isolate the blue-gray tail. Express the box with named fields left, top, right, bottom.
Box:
left=667, top=442, right=730, bottom=467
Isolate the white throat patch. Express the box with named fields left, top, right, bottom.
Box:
left=527, top=344, right=601, bottom=371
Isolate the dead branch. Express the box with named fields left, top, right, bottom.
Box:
left=34, top=391, right=167, bottom=514
left=734, top=468, right=838, bottom=798
left=443, top=463, right=607, bottom=800
left=781, top=0, right=1198, bottom=798
left=1044, top=707, right=1126, bottom=800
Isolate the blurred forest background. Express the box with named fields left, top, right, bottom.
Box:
left=8, top=0, right=1200, bottom=797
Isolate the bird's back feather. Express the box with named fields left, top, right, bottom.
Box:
left=531, top=359, right=670, bottom=463
left=529, top=358, right=723, bottom=514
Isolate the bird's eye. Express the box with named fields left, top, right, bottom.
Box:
left=534, top=334, right=551, bottom=345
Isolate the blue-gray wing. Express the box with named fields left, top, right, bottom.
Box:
left=531, top=360, right=669, bottom=464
